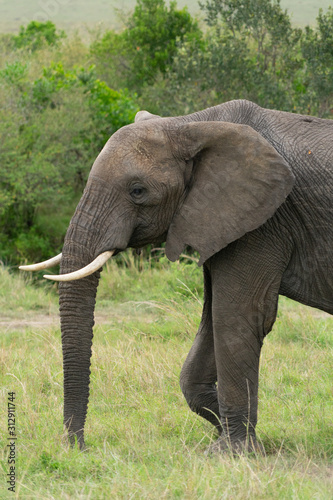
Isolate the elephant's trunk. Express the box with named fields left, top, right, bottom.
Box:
left=58, top=184, right=105, bottom=448
left=59, top=243, right=100, bottom=448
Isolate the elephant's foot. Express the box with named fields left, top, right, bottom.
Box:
left=206, top=435, right=265, bottom=456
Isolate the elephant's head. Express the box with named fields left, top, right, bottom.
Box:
left=20, top=111, right=294, bottom=447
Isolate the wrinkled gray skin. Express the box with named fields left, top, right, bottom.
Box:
left=59, top=99, right=333, bottom=453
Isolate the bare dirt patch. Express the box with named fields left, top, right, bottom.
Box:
left=1, top=299, right=331, bottom=332
left=0, top=303, right=159, bottom=332
left=0, top=314, right=59, bottom=332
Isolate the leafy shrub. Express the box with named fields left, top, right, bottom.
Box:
left=13, top=21, right=65, bottom=51
left=0, top=60, right=28, bottom=84
left=302, top=7, right=333, bottom=117
left=0, top=58, right=138, bottom=263
left=90, top=0, right=202, bottom=92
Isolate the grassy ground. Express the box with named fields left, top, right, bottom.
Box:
left=0, top=256, right=332, bottom=499
left=0, top=0, right=331, bottom=34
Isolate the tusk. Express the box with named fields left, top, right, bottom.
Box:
left=43, top=250, right=114, bottom=281
left=19, top=253, right=62, bottom=271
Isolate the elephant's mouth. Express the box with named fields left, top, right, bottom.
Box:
left=128, top=230, right=168, bottom=249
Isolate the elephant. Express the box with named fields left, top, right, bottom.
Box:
left=20, top=99, right=333, bottom=454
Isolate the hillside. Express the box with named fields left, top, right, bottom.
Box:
left=0, top=0, right=331, bottom=33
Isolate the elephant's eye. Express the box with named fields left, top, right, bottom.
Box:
left=130, top=185, right=146, bottom=200
left=132, top=188, right=143, bottom=196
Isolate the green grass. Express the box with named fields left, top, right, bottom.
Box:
left=0, top=264, right=57, bottom=319
left=1, top=255, right=333, bottom=498
left=0, top=0, right=331, bottom=34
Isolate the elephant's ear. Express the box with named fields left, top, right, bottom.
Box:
left=165, top=121, right=295, bottom=265
left=135, top=110, right=161, bottom=122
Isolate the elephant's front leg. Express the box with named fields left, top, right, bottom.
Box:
left=180, top=265, right=221, bottom=433
left=209, top=233, right=290, bottom=454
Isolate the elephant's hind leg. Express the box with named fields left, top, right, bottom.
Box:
left=180, top=265, right=221, bottom=432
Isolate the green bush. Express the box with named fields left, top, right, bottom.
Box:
left=90, top=0, right=202, bottom=92
left=13, top=21, right=65, bottom=51
left=0, top=58, right=138, bottom=263
left=302, top=7, right=333, bottom=117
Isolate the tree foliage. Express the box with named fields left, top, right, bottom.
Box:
left=13, top=21, right=65, bottom=51
left=91, top=0, right=202, bottom=90
left=0, top=47, right=138, bottom=262
left=125, top=0, right=202, bottom=85
left=0, top=1, right=332, bottom=263
left=302, top=7, right=333, bottom=116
